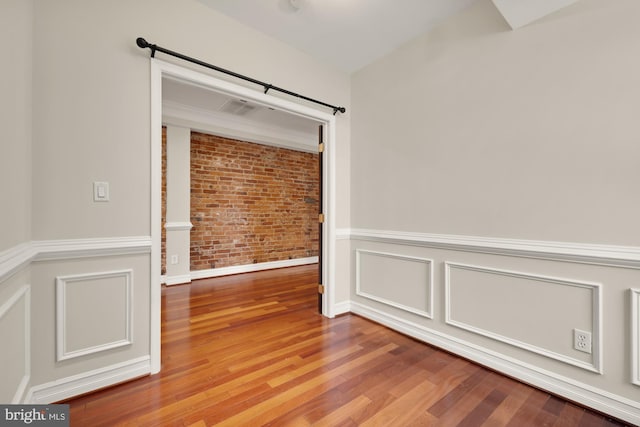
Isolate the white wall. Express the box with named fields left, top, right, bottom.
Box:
left=0, top=0, right=33, bottom=405
left=31, top=0, right=350, bottom=240
left=351, top=0, right=640, bottom=246
left=0, top=0, right=32, bottom=251
left=349, top=0, right=640, bottom=423
left=164, top=125, right=191, bottom=283
left=0, top=0, right=351, bottom=404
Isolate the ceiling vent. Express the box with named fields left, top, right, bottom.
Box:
left=219, top=99, right=257, bottom=116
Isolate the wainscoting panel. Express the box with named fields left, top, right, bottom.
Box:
left=346, top=229, right=640, bottom=424
left=356, top=249, right=433, bottom=318
left=445, top=262, right=602, bottom=373
left=633, top=288, right=640, bottom=386
left=56, top=270, right=133, bottom=361
left=0, top=285, right=30, bottom=403
left=0, top=238, right=151, bottom=403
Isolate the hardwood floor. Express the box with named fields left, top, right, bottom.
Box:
left=67, top=265, right=630, bottom=426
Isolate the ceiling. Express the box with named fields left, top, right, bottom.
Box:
left=163, top=77, right=321, bottom=152
left=197, top=0, right=479, bottom=73
left=169, top=0, right=483, bottom=148
left=166, top=0, right=580, bottom=148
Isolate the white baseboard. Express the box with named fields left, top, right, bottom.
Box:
left=189, top=256, right=318, bottom=281
left=164, top=273, right=192, bottom=286
left=332, top=301, right=351, bottom=316
left=349, top=301, right=640, bottom=426
left=26, top=356, right=151, bottom=404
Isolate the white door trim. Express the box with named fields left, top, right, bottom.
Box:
left=149, top=59, right=337, bottom=373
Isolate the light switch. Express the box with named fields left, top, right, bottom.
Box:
left=93, top=181, right=110, bottom=202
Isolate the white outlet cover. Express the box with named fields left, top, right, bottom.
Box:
left=574, top=328, right=592, bottom=354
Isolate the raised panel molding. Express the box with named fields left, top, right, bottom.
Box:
left=349, top=228, right=640, bottom=269
left=0, top=285, right=30, bottom=403
left=445, top=262, right=602, bottom=373
left=356, top=249, right=433, bottom=319
left=56, top=270, right=133, bottom=361
left=632, top=289, right=640, bottom=386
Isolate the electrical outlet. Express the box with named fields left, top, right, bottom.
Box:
left=573, top=329, right=592, bottom=354
left=170, top=255, right=179, bottom=265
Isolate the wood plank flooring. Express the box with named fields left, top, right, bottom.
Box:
left=66, top=265, right=630, bottom=426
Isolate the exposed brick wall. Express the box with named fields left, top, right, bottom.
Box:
left=190, top=131, right=319, bottom=271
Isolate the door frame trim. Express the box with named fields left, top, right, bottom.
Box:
left=149, top=59, right=337, bottom=373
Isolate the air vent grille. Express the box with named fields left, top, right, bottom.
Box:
left=219, top=99, right=257, bottom=116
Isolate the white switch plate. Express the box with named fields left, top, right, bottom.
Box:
left=93, top=181, right=110, bottom=202
left=170, top=255, right=179, bottom=265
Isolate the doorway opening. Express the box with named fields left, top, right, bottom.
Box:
left=160, top=129, right=320, bottom=281
left=149, top=59, right=336, bottom=374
